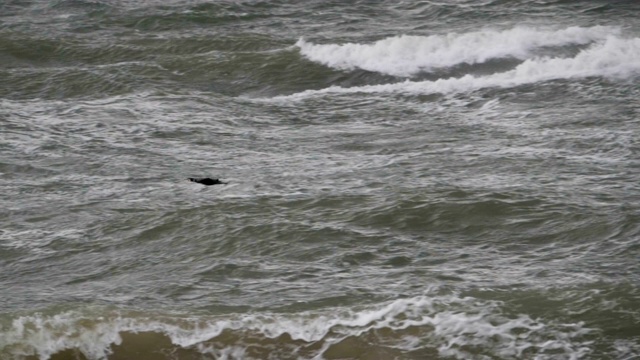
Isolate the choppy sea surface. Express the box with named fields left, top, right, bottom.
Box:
left=2, top=1, right=640, bottom=359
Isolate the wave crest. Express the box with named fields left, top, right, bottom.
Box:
left=296, top=26, right=619, bottom=76
left=1, top=294, right=592, bottom=360
left=277, top=35, right=640, bottom=100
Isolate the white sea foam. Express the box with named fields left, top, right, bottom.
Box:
left=296, top=26, right=619, bottom=76
left=0, top=293, right=594, bottom=360
left=280, top=36, right=640, bottom=101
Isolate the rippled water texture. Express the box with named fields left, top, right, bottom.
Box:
left=1, top=0, right=640, bottom=359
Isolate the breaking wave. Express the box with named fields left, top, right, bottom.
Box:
left=296, top=26, right=619, bottom=76
left=278, top=34, right=640, bottom=100
left=0, top=294, right=593, bottom=360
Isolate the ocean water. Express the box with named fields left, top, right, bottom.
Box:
left=1, top=0, right=640, bottom=359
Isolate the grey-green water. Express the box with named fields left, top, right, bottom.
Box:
left=1, top=1, right=640, bottom=359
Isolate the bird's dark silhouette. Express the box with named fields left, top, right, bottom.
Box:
left=188, top=178, right=228, bottom=186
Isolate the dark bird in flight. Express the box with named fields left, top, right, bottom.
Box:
left=188, top=178, right=228, bottom=186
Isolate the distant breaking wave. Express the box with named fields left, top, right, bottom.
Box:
left=276, top=34, right=640, bottom=100
left=296, top=26, right=619, bottom=77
